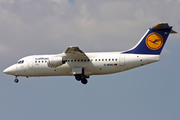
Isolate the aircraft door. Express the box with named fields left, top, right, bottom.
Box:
left=120, top=54, right=125, bottom=66
left=28, top=57, right=34, bottom=68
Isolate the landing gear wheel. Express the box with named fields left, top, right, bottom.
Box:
left=75, top=75, right=81, bottom=81
left=14, top=79, right=19, bottom=83
left=81, top=79, right=88, bottom=84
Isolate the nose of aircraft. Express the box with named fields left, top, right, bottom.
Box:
left=3, top=64, right=17, bottom=75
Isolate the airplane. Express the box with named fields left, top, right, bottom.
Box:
left=3, top=23, right=177, bottom=84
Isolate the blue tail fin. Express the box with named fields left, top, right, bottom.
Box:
left=123, top=23, right=177, bottom=55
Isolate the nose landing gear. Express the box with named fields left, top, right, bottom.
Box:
left=14, top=76, right=19, bottom=83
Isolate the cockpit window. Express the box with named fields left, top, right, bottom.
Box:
left=18, top=60, right=24, bottom=64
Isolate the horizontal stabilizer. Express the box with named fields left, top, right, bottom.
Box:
left=152, top=23, right=177, bottom=34
left=152, top=23, right=170, bottom=30
left=170, top=29, right=177, bottom=34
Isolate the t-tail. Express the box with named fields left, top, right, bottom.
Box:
left=123, top=23, right=177, bottom=55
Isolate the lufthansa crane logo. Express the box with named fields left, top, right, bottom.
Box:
left=145, top=32, right=163, bottom=50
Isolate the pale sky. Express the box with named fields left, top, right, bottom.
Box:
left=0, top=0, right=180, bottom=120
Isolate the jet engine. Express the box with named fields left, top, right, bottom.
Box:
left=47, top=56, right=67, bottom=68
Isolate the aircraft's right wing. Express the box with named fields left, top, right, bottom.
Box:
left=63, top=46, right=89, bottom=59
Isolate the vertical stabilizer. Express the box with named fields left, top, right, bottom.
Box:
left=123, top=23, right=177, bottom=55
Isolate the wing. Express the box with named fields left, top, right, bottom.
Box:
left=63, top=46, right=89, bottom=59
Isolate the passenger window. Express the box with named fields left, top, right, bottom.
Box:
left=115, top=59, right=117, bottom=61
left=71, top=60, right=73, bottom=62
left=99, top=59, right=100, bottom=61
left=74, top=60, right=76, bottom=62
left=39, top=61, right=40, bottom=63
left=35, top=61, right=37, bottom=63
left=91, top=59, right=93, bottom=61
left=45, top=61, right=47, bottom=63
left=42, top=61, right=44, bottom=63
left=84, top=60, right=86, bottom=62
left=81, top=59, right=83, bottom=62
left=95, top=59, right=97, bottom=61
left=112, top=59, right=114, bottom=61
left=78, top=59, right=80, bottom=62
left=67, top=60, right=70, bottom=62
left=105, top=59, right=107, bottom=61
left=109, top=59, right=111, bottom=61
left=102, top=59, right=104, bottom=61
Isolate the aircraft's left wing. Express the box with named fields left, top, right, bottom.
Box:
left=63, top=46, right=89, bottom=59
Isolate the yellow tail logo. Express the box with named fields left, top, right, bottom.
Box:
left=145, top=32, right=163, bottom=50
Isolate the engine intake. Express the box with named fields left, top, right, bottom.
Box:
left=47, top=56, right=67, bottom=68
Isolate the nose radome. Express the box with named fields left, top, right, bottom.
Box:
left=3, top=69, right=8, bottom=74
left=3, top=64, right=16, bottom=75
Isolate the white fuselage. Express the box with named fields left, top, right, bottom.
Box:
left=4, top=52, right=160, bottom=77
left=3, top=23, right=175, bottom=84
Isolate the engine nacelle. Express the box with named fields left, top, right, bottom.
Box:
left=47, top=56, right=67, bottom=68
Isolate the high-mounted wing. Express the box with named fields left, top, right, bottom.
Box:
left=64, top=46, right=89, bottom=59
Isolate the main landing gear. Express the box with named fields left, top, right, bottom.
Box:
left=75, top=74, right=88, bottom=84
left=14, top=76, right=19, bottom=83
left=74, top=68, right=89, bottom=84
